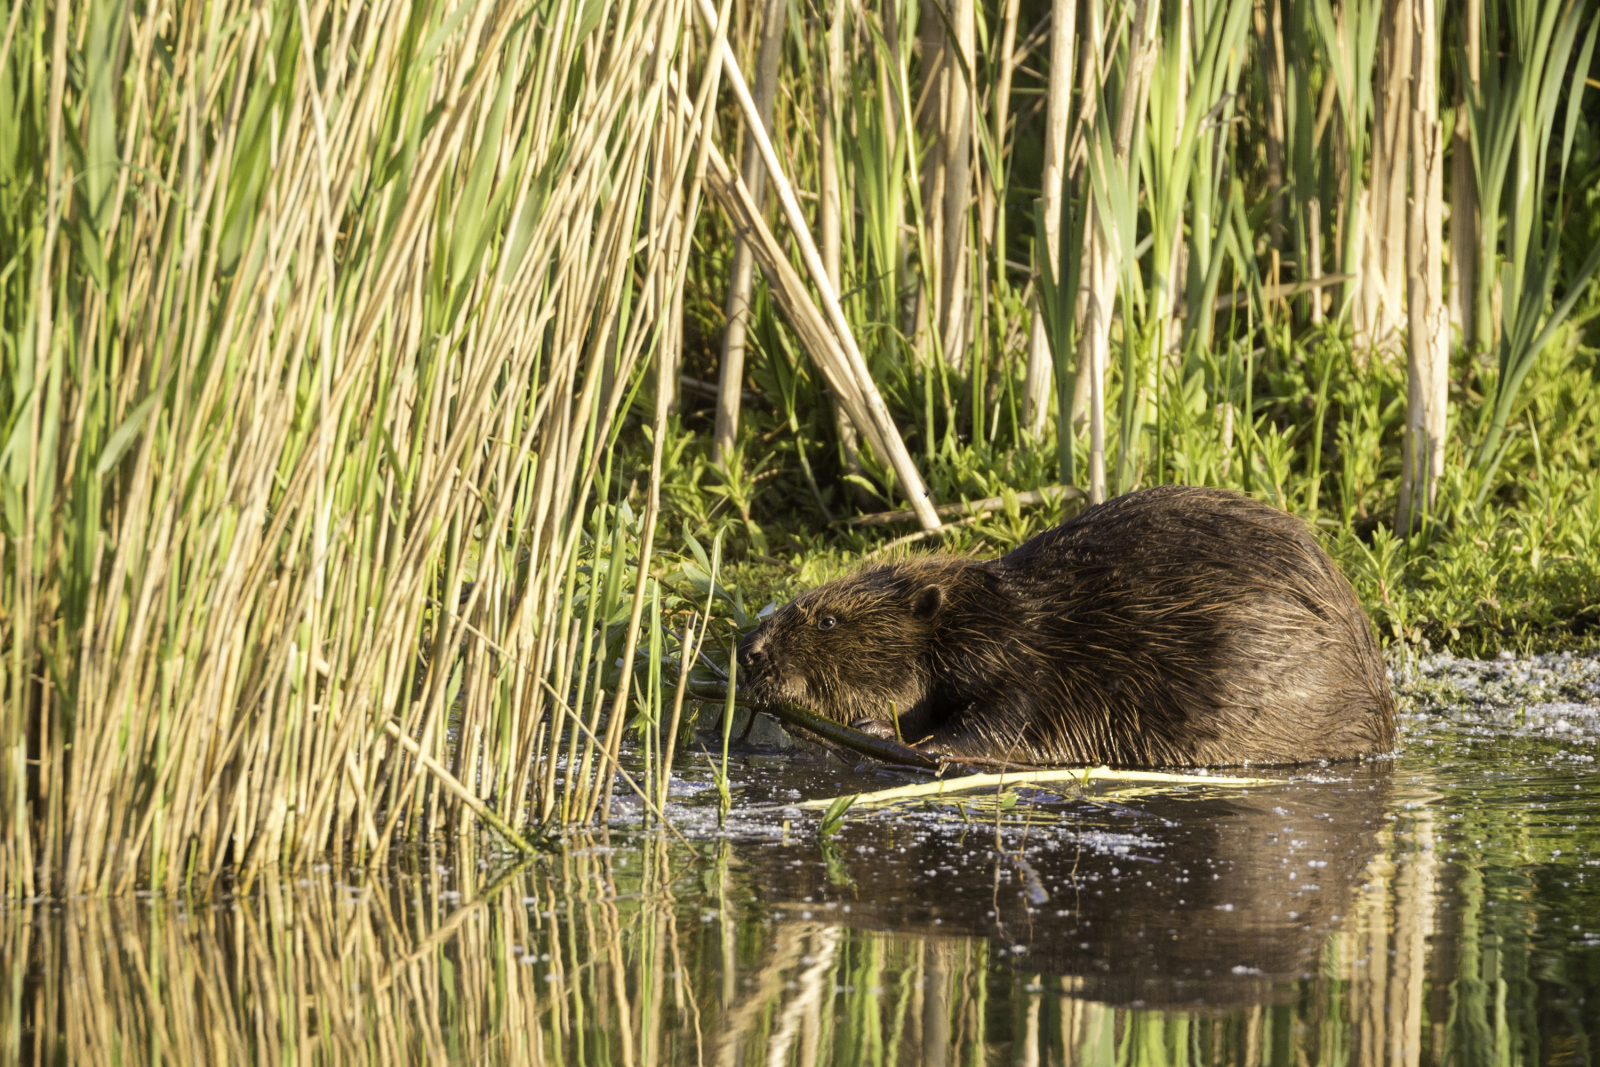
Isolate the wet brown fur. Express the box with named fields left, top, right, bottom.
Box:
left=737, top=486, right=1397, bottom=766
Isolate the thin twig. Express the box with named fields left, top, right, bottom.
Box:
left=850, top=483, right=1088, bottom=526
left=862, top=513, right=988, bottom=558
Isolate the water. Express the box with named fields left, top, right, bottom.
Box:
left=7, top=652, right=1600, bottom=1065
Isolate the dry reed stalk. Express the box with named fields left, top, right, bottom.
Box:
left=1397, top=0, right=1448, bottom=533
left=1059, top=19, right=1104, bottom=450
left=821, top=8, right=846, bottom=294
left=701, top=145, right=884, bottom=452
left=918, top=0, right=977, bottom=373
left=680, top=78, right=927, bottom=510
left=1259, top=0, right=1290, bottom=249
left=986, top=0, right=1025, bottom=259
left=1359, top=0, right=1413, bottom=356
left=1025, top=0, right=1080, bottom=440
left=1448, top=0, right=1484, bottom=346
left=714, top=0, right=787, bottom=466
left=1315, top=0, right=1380, bottom=324
left=1078, top=0, right=1112, bottom=503
left=849, top=483, right=1088, bottom=526
left=818, top=1, right=867, bottom=488
left=1309, top=197, right=1326, bottom=322
left=794, top=766, right=1281, bottom=810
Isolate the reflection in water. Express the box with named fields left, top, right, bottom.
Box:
left=6, top=715, right=1600, bottom=1064
left=745, top=767, right=1396, bottom=1009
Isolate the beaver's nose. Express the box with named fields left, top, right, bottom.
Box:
left=736, top=630, right=766, bottom=672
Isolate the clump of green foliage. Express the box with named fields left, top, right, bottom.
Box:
left=641, top=322, right=1600, bottom=658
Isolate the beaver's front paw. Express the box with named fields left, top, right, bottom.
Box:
left=849, top=718, right=902, bottom=741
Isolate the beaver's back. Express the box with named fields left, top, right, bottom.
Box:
left=929, top=486, right=1395, bottom=765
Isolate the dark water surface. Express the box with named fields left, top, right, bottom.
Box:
left=7, top=653, right=1600, bottom=1065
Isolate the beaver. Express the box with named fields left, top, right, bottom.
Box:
left=737, top=485, right=1396, bottom=766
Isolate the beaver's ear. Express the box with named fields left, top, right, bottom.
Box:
left=911, top=584, right=944, bottom=619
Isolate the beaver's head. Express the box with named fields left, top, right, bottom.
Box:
left=735, top=558, right=973, bottom=725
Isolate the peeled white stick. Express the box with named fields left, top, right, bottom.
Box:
left=691, top=0, right=941, bottom=530
left=796, top=766, right=1283, bottom=810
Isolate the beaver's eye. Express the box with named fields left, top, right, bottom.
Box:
left=817, top=615, right=837, bottom=631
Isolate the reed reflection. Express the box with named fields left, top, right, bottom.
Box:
left=0, top=759, right=1584, bottom=1066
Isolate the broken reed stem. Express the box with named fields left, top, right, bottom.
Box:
left=691, top=0, right=941, bottom=531
left=861, top=511, right=990, bottom=558
left=381, top=721, right=538, bottom=855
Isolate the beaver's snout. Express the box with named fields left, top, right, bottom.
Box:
left=735, top=620, right=817, bottom=709
left=735, top=628, right=764, bottom=671
left=735, top=626, right=783, bottom=696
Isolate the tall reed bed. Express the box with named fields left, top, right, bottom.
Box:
left=0, top=0, right=726, bottom=895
